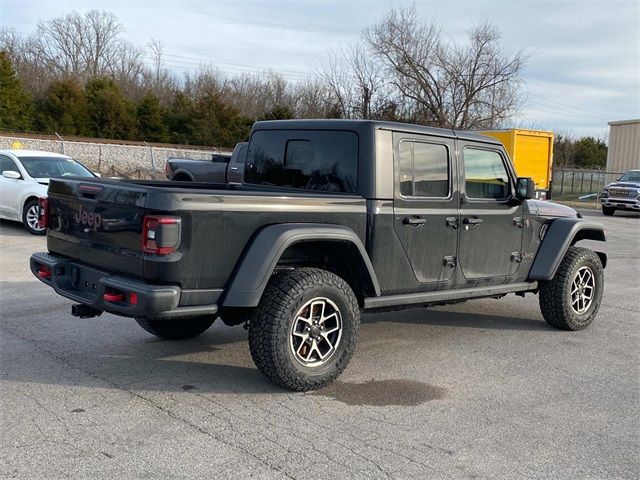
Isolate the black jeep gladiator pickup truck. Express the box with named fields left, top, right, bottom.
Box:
left=31, top=120, right=607, bottom=391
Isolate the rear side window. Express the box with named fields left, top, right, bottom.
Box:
left=463, top=148, right=510, bottom=199
left=244, top=130, right=358, bottom=193
left=398, top=140, right=449, bottom=197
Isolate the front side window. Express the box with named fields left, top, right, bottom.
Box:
left=463, top=148, right=510, bottom=199
left=244, top=130, right=358, bottom=193
left=0, top=155, right=19, bottom=174
left=398, top=140, right=449, bottom=198
left=18, top=156, right=93, bottom=179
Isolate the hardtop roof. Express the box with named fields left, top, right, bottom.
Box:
left=252, top=119, right=501, bottom=145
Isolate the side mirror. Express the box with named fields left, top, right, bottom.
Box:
left=515, top=177, right=535, bottom=200
left=94, top=172, right=101, bottom=178
left=2, top=170, right=21, bottom=180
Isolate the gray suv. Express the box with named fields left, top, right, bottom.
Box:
left=600, top=170, right=640, bottom=215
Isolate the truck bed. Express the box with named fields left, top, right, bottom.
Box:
left=45, top=177, right=367, bottom=290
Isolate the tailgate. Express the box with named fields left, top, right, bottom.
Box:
left=46, top=178, right=147, bottom=278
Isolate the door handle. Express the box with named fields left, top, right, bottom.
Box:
left=446, top=217, right=458, bottom=229
left=463, top=217, right=483, bottom=225
left=403, top=217, right=427, bottom=226
left=228, top=166, right=239, bottom=171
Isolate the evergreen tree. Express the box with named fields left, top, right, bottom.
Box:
left=165, top=92, right=196, bottom=144
left=136, top=93, right=168, bottom=142
left=85, top=77, right=136, bottom=139
left=573, top=137, right=608, bottom=168
left=191, top=90, right=251, bottom=147
left=35, top=78, right=88, bottom=135
left=0, top=51, right=33, bottom=130
left=258, top=105, right=294, bottom=121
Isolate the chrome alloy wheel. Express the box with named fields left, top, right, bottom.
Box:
left=26, top=204, right=44, bottom=231
left=290, top=297, right=342, bottom=367
left=570, top=266, right=595, bottom=315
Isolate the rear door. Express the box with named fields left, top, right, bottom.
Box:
left=392, top=132, right=459, bottom=286
left=457, top=142, right=524, bottom=280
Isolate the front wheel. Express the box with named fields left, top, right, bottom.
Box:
left=135, top=316, right=215, bottom=340
left=539, top=246, right=604, bottom=331
left=248, top=268, right=360, bottom=391
left=602, top=206, right=615, bottom=216
left=22, top=199, right=46, bottom=235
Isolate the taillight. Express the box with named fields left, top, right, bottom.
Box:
left=142, top=215, right=181, bottom=255
left=38, top=197, right=48, bottom=229
left=103, top=292, right=125, bottom=302
left=37, top=265, right=52, bottom=280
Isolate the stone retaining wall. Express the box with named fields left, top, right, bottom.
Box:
left=0, top=135, right=227, bottom=179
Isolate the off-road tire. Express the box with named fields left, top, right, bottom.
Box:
left=602, top=206, right=615, bottom=216
left=22, top=199, right=46, bottom=235
left=135, top=316, right=215, bottom=340
left=248, top=268, right=360, bottom=391
left=539, top=246, right=604, bottom=331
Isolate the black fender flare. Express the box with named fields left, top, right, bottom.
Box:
left=221, top=223, right=381, bottom=307
left=528, top=218, right=607, bottom=281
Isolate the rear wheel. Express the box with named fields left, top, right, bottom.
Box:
left=22, top=199, right=46, bottom=235
left=539, top=246, right=604, bottom=331
left=135, top=316, right=215, bottom=340
left=248, top=268, right=360, bottom=391
left=602, top=206, right=615, bottom=216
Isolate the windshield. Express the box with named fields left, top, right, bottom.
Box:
left=618, top=171, right=640, bottom=183
left=19, top=156, right=94, bottom=178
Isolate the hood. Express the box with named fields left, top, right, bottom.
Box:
left=527, top=200, right=578, bottom=218
left=606, top=182, right=640, bottom=189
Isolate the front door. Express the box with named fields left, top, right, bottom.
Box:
left=392, top=133, right=459, bottom=286
left=0, top=155, right=22, bottom=219
left=457, top=142, right=524, bottom=280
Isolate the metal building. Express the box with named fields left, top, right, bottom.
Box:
left=606, top=119, right=640, bottom=173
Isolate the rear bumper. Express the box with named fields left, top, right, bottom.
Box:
left=30, top=252, right=218, bottom=319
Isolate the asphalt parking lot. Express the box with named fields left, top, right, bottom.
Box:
left=1, top=209, right=638, bottom=479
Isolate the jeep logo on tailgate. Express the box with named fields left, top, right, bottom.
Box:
left=74, top=205, right=102, bottom=231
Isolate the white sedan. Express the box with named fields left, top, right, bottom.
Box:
left=0, top=150, right=96, bottom=234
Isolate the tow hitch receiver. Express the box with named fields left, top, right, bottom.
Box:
left=71, top=304, right=103, bottom=319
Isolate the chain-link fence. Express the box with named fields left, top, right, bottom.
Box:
left=0, top=133, right=229, bottom=180
left=550, top=168, right=623, bottom=200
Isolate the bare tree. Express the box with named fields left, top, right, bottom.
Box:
left=319, top=42, right=388, bottom=119
left=292, top=79, right=335, bottom=118
left=222, top=71, right=298, bottom=118
left=148, top=39, right=163, bottom=87
left=0, top=27, right=50, bottom=95
left=364, top=5, right=527, bottom=129
left=12, top=10, right=145, bottom=89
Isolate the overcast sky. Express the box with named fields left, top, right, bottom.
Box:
left=2, top=0, right=638, bottom=138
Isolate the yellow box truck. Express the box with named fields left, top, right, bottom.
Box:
left=477, top=129, right=554, bottom=199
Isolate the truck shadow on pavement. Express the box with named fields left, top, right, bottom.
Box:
left=3, top=279, right=552, bottom=396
